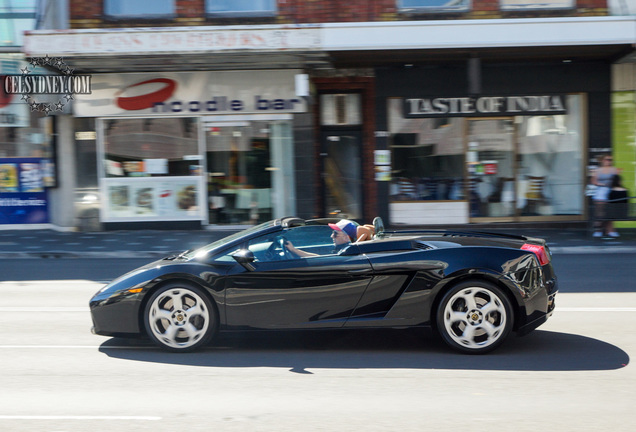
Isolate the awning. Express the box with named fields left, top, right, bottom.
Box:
left=21, top=17, right=636, bottom=73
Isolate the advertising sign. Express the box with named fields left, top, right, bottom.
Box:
left=103, top=177, right=202, bottom=222
left=0, top=158, right=49, bottom=224
left=74, top=70, right=307, bottom=117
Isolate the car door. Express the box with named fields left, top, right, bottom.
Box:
left=224, top=225, right=373, bottom=329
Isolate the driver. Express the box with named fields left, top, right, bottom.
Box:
left=285, top=219, right=357, bottom=258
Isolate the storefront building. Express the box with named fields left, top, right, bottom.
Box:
left=22, top=24, right=324, bottom=229
left=611, top=63, right=636, bottom=228
left=375, top=61, right=607, bottom=225
left=0, top=2, right=55, bottom=227
left=0, top=56, right=55, bottom=225
left=312, top=17, right=636, bottom=228
left=75, top=69, right=305, bottom=229
left=20, top=15, right=636, bottom=230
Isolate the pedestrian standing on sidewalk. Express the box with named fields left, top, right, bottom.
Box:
left=591, top=154, right=620, bottom=238
left=606, top=174, right=629, bottom=222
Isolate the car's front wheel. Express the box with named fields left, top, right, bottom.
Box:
left=144, top=282, right=217, bottom=352
left=436, top=280, right=513, bottom=354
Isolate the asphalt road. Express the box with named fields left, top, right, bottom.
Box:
left=0, top=256, right=634, bottom=431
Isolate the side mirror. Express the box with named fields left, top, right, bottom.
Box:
left=232, top=249, right=256, bottom=271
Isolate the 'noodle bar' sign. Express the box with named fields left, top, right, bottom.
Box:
left=403, top=95, right=567, bottom=118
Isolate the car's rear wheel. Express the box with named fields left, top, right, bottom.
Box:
left=144, top=282, right=217, bottom=352
left=436, top=280, right=513, bottom=354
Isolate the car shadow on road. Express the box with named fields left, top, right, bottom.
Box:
left=99, top=328, right=629, bottom=373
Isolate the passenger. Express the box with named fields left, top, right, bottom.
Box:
left=355, top=224, right=375, bottom=242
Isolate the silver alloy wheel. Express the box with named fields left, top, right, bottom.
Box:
left=147, top=287, right=211, bottom=350
left=441, top=286, right=508, bottom=351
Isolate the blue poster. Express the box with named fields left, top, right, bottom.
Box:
left=0, top=158, right=49, bottom=224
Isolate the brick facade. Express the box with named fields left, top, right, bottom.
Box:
left=70, top=0, right=608, bottom=29
left=63, top=0, right=613, bottom=223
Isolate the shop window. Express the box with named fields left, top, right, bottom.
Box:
left=499, top=0, right=574, bottom=11
left=0, top=111, right=55, bottom=225
left=397, top=0, right=471, bottom=13
left=0, top=0, right=37, bottom=47
left=320, top=94, right=362, bottom=126
left=100, top=117, right=201, bottom=222
left=611, top=0, right=636, bottom=15
left=205, top=0, right=277, bottom=16
left=387, top=95, right=586, bottom=221
left=104, top=118, right=198, bottom=178
left=388, top=99, right=466, bottom=202
left=104, top=0, right=175, bottom=18
left=516, top=95, right=585, bottom=217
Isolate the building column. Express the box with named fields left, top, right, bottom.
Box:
left=47, top=114, right=77, bottom=229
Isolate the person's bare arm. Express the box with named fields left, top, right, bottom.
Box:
left=285, top=240, right=317, bottom=257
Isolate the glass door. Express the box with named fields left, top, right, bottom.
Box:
left=466, top=118, right=516, bottom=220
left=321, top=131, right=363, bottom=220
left=204, top=119, right=295, bottom=225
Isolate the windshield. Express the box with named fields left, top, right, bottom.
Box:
left=183, top=220, right=278, bottom=259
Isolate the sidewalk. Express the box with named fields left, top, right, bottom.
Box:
left=0, top=229, right=232, bottom=259
left=1, top=226, right=636, bottom=258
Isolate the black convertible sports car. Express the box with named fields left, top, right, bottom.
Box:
left=89, top=217, right=557, bottom=354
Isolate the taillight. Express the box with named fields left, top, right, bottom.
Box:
left=521, top=243, right=550, bottom=266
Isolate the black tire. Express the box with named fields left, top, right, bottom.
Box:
left=436, top=280, right=514, bottom=354
left=143, top=282, right=217, bottom=352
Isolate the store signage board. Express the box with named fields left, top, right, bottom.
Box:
left=74, top=70, right=307, bottom=117
left=24, top=27, right=321, bottom=56
left=403, top=95, right=567, bottom=118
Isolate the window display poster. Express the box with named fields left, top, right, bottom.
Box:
left=0, top=163, right=18, bottom=192
left=0, top=158, right=49, bottom=224
left=19, top=163, right=44, bottom=192
left=104, top=178, right=200, bottom=221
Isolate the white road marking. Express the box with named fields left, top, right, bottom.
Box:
left=0, top=345, right=154, bottom=349
left=557, top=307, right=636, bottom=312
left=0, top=415, right=161, bottom=421
left=0, top=307, right=88, bottom=312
